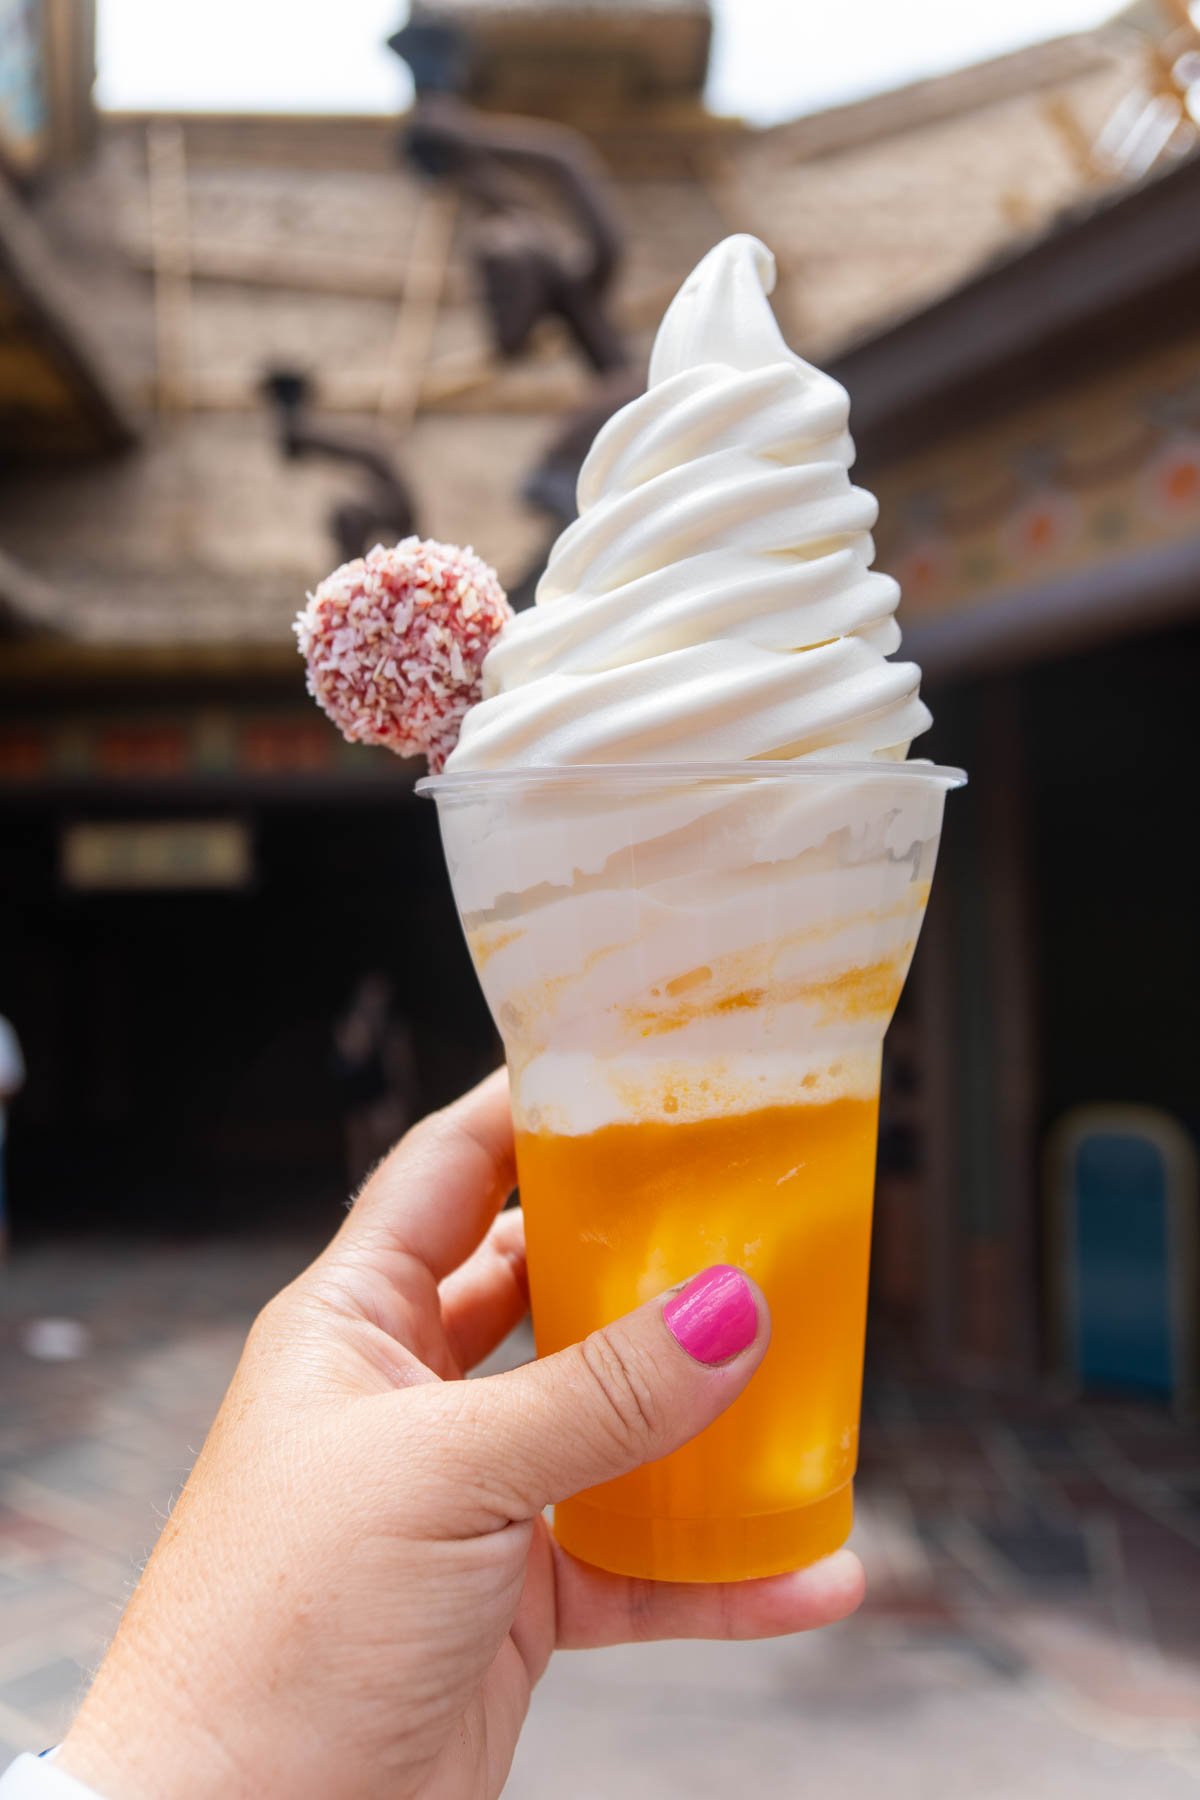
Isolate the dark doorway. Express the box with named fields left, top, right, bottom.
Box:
left=1026, top=619, right=1200, bottom=1141
left=1, top=792, right=497, bottom=1241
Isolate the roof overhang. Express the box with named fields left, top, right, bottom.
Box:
left=0, top=177, right=139, bottom=459
left=833, top=152, right=1200, bottom=678
left=832, top=152, right=1200, bottom=466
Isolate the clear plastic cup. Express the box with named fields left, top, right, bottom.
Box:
left=419, top=761, right=964, bottom=1582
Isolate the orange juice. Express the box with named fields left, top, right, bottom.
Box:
left=516, top=1092, right=880, bottom=1582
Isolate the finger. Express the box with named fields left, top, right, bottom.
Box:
left=439, top=1207, right=529, bottom=1372
left=432, top=1264, right=770, bottom=1533
left=336, top=1067, right=515, bottom=1280
left=552, top=1545, right=865, bottom=1648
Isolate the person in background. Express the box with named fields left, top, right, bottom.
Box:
left=0, top=1010, right=26, bottom=1254
left=332, top=972, right=417, bottom=1187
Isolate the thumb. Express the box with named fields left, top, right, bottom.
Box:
left=450, top=1265, right=769, bottom=1529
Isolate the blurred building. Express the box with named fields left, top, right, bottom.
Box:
left=1, top=1, right=1197, bottom=1393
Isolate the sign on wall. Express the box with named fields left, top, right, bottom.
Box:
left=59, top=820, right=254, bottom=891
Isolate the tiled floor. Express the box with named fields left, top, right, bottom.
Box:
left=2, top=1236, right=1199, bottom=1795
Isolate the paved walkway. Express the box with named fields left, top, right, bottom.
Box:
left=2, top=1237, right=1199, bottom=1795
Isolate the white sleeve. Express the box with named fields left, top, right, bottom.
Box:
left=0, top=1018, right=25, bottom=1094
left=0, top=1755, right=103, bottom=1798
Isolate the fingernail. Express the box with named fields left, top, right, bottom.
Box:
left=663, top=1265, right=758, bottom=1366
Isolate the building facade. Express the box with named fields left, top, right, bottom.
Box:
left=2, top=2, right=1196, bottom=1396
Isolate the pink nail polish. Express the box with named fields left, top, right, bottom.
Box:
left=663, top=1265, right=758, bottom=1366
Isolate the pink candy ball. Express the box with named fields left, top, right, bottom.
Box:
left=295, top=538, right=512, bottom=772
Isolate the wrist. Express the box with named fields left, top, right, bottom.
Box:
left=58, top=1727, right=234, bottom=1800
left=57, top=1664, right=244, bottom=1800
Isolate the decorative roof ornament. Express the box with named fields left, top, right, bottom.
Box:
left=390, top=16, right=630, bottom=376
left=1092, top=0, right=1200, bottom=177
left=389, top=10, right=642, bottom=603
left=261, top=369, right=420, bottom=565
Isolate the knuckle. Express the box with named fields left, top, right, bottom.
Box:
left=251, top=1271, right=352, bottom=1351
left=249, top=1288, right=292, bottom=1342
left=408, top=1101, right=464, bottom=1161
left=400, top=1108, right=439, bottom=1156
left=577, top=1328, right=664, bottom=1457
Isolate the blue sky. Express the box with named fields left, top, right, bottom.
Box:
left=96, top=0, right=1119, bottom=125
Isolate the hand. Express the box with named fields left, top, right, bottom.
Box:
left=59, top=1072, right=864, bottom=1799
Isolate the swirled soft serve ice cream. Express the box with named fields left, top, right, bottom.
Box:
left=450, top=233, right=928, bottom=767
left=424, top=236, right=961, bottom=1584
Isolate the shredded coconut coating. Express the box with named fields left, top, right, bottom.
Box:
left=294, top=538, right=512, bottom=771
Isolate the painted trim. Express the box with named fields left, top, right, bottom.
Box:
left=909, top=533, right=1200, bottom=682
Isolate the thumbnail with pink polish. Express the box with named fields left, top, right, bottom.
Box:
left=663, top=1265, right=758, bottom=1366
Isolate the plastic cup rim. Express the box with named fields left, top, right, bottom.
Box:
left=416, top=759, right=967, bottom=800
